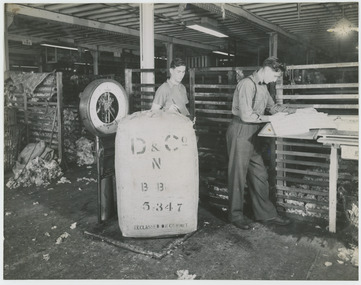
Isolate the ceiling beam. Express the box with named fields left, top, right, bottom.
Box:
left=195, top=3, right=300, bottom=41
left=192, top=3, right=329, bottom=56
left=6, top=4, right=219, bottom=51
left=8, top=34, right=75, bottom=45
left=58, top=4, right=105, bottom=14
left=41, top=4, right=77, bottom=11
left=7, top=34, right=140, bottom=53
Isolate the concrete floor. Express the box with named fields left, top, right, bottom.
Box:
left=3, top=164, right=359, bottom=281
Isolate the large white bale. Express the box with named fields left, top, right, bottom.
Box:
left=115, top=110, right=199, bottom=237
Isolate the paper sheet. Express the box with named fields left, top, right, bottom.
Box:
left=269, top=112, right=337, bottom=136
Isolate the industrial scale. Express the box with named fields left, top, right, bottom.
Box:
left=79, top=79, right=129, bottom=223
left=78, top=79, right=199, bottom=238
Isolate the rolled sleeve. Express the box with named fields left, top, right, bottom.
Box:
left=153, top=85, right=167, bottom=107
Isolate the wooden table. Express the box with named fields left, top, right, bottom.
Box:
left=259, top=118, right=358, bottom=233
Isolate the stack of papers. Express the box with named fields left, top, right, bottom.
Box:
left=269, top=111, right=337, bottom=136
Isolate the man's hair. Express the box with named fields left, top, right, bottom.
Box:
left=262, top=56, right=286, bottom=72
left=170, top=58, right=186, bottom=69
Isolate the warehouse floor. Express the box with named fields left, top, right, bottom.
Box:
left=3, top=164, right=359, bottom=281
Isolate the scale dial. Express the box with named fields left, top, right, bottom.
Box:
left=79, top=79, right=128, bottom=136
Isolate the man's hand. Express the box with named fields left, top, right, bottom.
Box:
left=272, top=112, right=288, bottom=119
left=168, top=104, right=180, bottom=113
left=259, top=115, right=270, bottom=122
left=151, top=103, right=162, bottom=111
left=268, top=112, right=288, bottom=122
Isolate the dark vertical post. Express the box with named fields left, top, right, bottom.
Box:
left=189, top=68, right=196, bottom=121
left=24, top=91, right=29, bottom=144
left=96, top=136, right=102, bottom=223
left=56, top=72, right=64, bottom=164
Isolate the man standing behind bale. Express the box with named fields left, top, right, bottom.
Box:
left=151, top=58, right=190, bottom=116
left=227, top=56, right=297, bottom=230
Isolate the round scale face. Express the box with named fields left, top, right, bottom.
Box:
left=80, top=80, right=128, bottom=136
left=96, top=92, right=119, bottom=123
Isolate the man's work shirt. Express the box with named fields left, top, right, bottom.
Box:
left=153, top=79, right=190, bottom=116
left=231, top=71, right=291, bottom=123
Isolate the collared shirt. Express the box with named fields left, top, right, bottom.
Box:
left=231, top=71, right=290, bottom=123
left=153, top=79, right=190, bottom=116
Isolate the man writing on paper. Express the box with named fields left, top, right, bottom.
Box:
left=227, top=56, right=300, bottom=230
left=151, top=58, right=190, bottom=117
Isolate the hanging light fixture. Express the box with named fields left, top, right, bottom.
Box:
left=327, top=7, right=358, bottom=37
left=186, top=17, right=228, bottom=38
left=187, top=24, right=228, bottom=38
left=327, top=18, right=358, bottom=36
left=41, top=43, right=78, bottom=51
left=212, top=51, right=234, bottom=56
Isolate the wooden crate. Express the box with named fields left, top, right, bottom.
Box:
left=192, top=63, right=358, bottom=222
left=125, top=68, right=168, bottom=112
left=276, top=62, right=358, bottom=221
left=189, top=67, right=257, bottom=206
left=4, top=125, right=22, bottom=172
left=4, top=107, right=18, bottom=127
left=7, top=72, right=64, bottom=163
left=274, top=138, right=331, bottom=219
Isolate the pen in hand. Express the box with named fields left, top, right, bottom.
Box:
left=171, top=99, right=181, bottom=113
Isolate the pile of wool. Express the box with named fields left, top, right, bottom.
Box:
left=338, top=246, right=359, bottom=267
left=63, top=108, right=82, bottom=162
left=63, top=108, right=78, bottom=134
left=4, top=77, right=17, bottom=106
left=346, top=203, right=359, bottom=228
left=283, top=183, right=328, bottom=219
left=76, top=137, right=95, bottom=166
left=6, top=156, right=63, bottom=189
left=176, top=270, right=196, bottom=280
left=64, top=138, right=77, bottom=162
